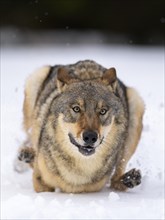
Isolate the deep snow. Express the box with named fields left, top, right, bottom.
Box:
left=1, top=44, right=164, bottom=219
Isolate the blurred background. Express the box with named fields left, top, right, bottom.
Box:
left=1, top=0, right=165, bottom=46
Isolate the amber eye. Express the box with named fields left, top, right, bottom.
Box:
left=72, top=106, right=81, bottom=113
left=100, top=109, right=107, bottom=115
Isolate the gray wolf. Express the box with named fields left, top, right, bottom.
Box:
left=16, top=60, right=144, bottom=193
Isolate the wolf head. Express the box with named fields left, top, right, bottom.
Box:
left=51, top=67, right=126, bottom=156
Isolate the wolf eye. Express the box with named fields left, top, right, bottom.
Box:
left=72, top=106, right=81, bottom=113
left=100, top=109, right=107, bottom=115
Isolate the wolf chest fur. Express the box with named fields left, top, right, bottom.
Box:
left=18, top=60, right=144, bottom=193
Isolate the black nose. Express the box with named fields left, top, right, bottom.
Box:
left=83, top=131, right=98, bottom=145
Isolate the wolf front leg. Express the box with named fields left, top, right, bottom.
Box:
left=33, top=164, right=55, bottom=193
left=111, top=167, right=142, bottom=191
left=110, top=139, right=142, bottom=191
left=110, top=87, right=144, bottom=191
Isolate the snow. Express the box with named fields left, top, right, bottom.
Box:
left=1, top=44, right=164, bottom=219
left=108, top=192, right=120, bottom=201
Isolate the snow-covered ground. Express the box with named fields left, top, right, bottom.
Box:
left=1, top=44, right=164, bottom=219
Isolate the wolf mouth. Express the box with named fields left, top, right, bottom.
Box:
left=68, top=133, right=96, bottom=156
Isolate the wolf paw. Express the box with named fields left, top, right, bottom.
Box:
left=121, top=168, right=141, bottom=188
left=18, top=147, right=35, bottom=163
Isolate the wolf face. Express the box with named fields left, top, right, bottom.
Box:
left=50, top=68, right=125, bottom=156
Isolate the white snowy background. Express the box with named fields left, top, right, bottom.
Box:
left=1, top=44, right=164, bottom=219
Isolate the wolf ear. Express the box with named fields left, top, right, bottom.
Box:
left=57, top=67, right=75, bottom=92
left=101, top=68, right=117, bottom=91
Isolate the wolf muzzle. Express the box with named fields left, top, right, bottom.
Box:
left=68, top=133, right=96, bottom=156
